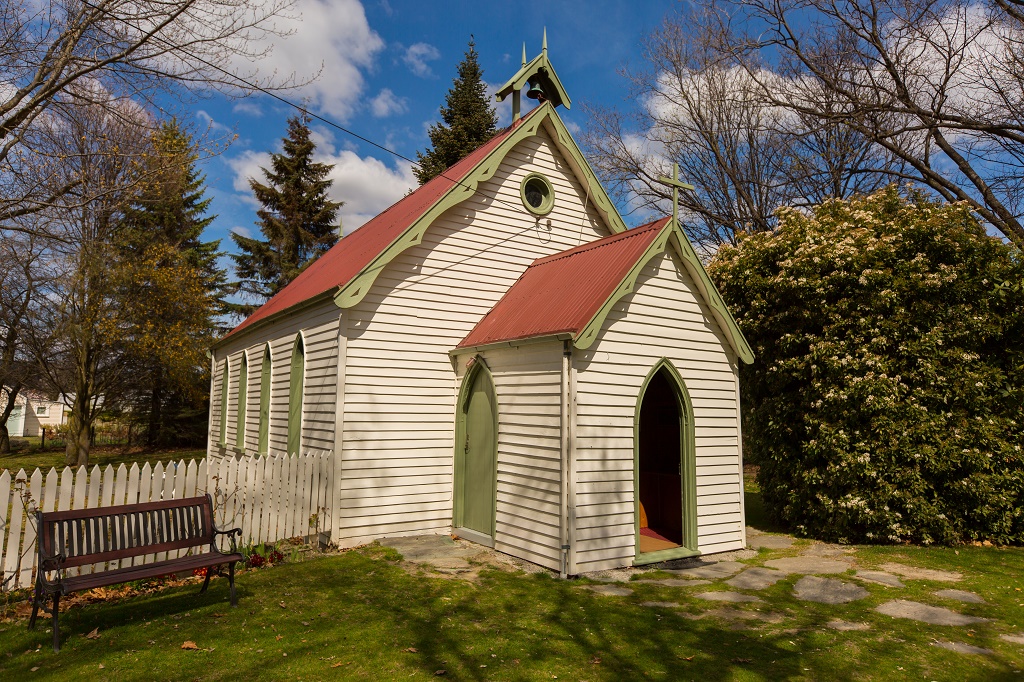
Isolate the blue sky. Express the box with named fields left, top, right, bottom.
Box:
left=185, top=0, right=679, bottom=260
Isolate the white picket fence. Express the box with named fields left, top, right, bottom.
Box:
left=206, top=450, right=334, bottom=548
left=0, top=450, right=334, bottom=591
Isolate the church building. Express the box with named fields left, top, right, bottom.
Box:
left=208, top=38, right=754, bottom=574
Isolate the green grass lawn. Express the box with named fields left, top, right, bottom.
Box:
left=0, top=443, right=205, bottom=474
left=1, top=539, right=1023, bottom=681
left=0, top=465, right=1020, bottom=679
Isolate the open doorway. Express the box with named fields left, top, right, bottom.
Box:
left=636, top=363, right=696, bottom=560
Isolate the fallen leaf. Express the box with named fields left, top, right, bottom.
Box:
left=434, top=671, right=447, bottom=677
left=279, top=602, right=286, bottom=608
left=30, top=667, right=39, bottom=672
left=181, top=641, right=198, bottom=650
left=331, top=662, right=344, bottom=668
left=98, top=664, right=105, bottom=669
left=212, top=613, right=226, bottom=618
left=681, top=655, right=695, bottom=661
left=403, top=647, right=418, bottom=653
left=275, top=635, right=283, bottom=641
left=591, top=656, right=601, bottom=664
left=301, top=621, right=310, bottom=626
left=85, top=628, right=100, bottom=640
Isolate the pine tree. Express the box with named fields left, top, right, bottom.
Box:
left=231, top=113, right=342, bottom=314
left=118, top=120, right=226, bottom=448
left=415, top=39, right=499, bottom=185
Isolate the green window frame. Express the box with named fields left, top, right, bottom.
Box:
left=287, top=335, right=305, bottom=455
left=218, top=360, right=228, bottom=446
left=258, top=345, right=271, bottom=455
left=235, top=353, right=248, bottom=452
left=520, top=172, right=555, bottom=216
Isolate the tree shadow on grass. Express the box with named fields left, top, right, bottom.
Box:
left=363, top=568, right=851, bottom=682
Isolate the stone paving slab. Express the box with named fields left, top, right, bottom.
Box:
left=665, top=560, right=747, bottom=580
left=682, top=607, right=784, bottom=623
left=586, top=568, right=642, bottom=583
left=1000, top=633, right=1024, bottom=645
left=935, top=589, right=985, bottom=604
left=635, top=578, right=713, bottom=587
left=932, top=641, right=994, bottom=655
left=694, top=591, right=763, bottom=603
left=584, top=584, right=633, bottom=597
left=726, top=567, right=788, bottom=590
left=875, top=600, right=988, bottom=626
left=640, top=601, right=680, bottom=608
left=747, top=534, right=794, bottom=550
left=793, top=576, right=869, bottom=604
left=878, top=562, right=962, bottom=582
left=826, top=620, right=871, bottom=631
left=765, top=556, right=851, bottom=574
left=855, top=571, right=904, bottom=588
left=379, top=535, right=479, bottom=564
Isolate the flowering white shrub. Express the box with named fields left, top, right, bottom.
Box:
left=709, top=187, right=1024, bottom=544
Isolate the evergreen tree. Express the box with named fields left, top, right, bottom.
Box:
left=415, top=39, right=498, bottom=185
left=118, top=120, right=225, bottom=447
left=231, top=113, right=342, bottom=314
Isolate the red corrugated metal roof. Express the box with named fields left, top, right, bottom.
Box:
left=223, top=111, right=537, bottom=341
left=457, top=217, right=672, bottom=349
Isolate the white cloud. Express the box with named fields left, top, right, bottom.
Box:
left=232, top=100, right=264, bottom=117
left=485, top=81, right=511, bottom=127
left=226, top=147, right=416, bottom=234
left=403, top=42, right=441, bottom=78
left=238, top=0, right=384, bottom=121
left=370, top=88, right=408, bottom=117
left=196, top=109, right=233, bottom=134
left=231, top=226, right=253, bottom=239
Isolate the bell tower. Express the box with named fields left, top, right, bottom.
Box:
left=494, top=28, right=572, bottom=122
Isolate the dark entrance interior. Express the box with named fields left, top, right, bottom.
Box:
left=638, top=369, right=683, bottom=553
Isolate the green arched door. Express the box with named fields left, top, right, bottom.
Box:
left=456, top=367, right=497, bottom=538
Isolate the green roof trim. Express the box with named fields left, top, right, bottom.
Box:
left=574, top=220, right=754, bottom=363
left=333, top=103, right=627, bottom=309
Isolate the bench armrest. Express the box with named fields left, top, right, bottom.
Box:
left=211, top=525, right=242, bottom=553
left=36, top=553, right=67, bottom=589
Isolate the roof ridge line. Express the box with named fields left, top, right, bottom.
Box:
left=530, top=216, right=670, bottom=267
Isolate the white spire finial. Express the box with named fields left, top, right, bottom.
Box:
left=542, top=28, right=548, bottom=54
left=522, top=43, right=527, bottom=67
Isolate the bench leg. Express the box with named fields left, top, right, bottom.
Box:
left=228, top=562, right=237, bottom=607
left=51, top=594, right=60, bottom=653
left=28, top=577, right=42, bottom=630
left=199, top=569, right=212, bottom=594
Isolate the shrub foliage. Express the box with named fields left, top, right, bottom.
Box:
left=708, top=188, right=1024, bottom=544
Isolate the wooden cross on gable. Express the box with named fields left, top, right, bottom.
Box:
left=657, top=163, right=695, bottom=227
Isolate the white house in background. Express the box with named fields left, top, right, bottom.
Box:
left=4, top=389, right=69, bottom=438
left=208, top=41, right=754, bottom=573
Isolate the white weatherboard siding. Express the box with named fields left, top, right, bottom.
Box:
left=211, top=306, right=340, bottom=457
left=337, top=128, right=611, bottom=547
left=572, top=249, right=744, bottom=573
left=462, top=344, right=564, bottom=571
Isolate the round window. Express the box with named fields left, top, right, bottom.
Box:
left=520, top=173, right=554, bottom=216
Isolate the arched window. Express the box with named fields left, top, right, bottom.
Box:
left=235, top=353, right=248, bottom=452
left=258, top=345, right=271, bottom=455
left=219, top=360, right=228, bottom=446
left=288, top=335, right=305, bottom=455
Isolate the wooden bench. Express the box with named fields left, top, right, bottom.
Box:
left=29, top=494, right=243, bottom=651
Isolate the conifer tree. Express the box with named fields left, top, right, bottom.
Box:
left=231, top=113, right=342, bottom=315
left=415, top=39, right=498, bottom=184
left=118, top=120, right=225, bottom=447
